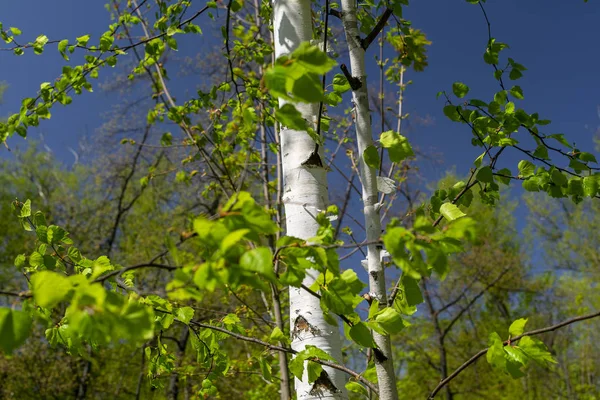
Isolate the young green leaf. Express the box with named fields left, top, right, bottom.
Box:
left=440, top=203, right=466, bottom=221
left=476, top=166, right=494, bottom=183
left=452, top=82, right=469, bottom=98
left=0, top=308, right=32, bottom=354
left=363, top=145, right=380, bottom=169
left=374, top=307, right=406, bottom=334
left=349, top=322, right=376, bottom=348
left=30, top=271, right=72, bottom=308
left=508, top=318, right=528, bottom=337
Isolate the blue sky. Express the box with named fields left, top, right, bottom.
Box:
left=1, top=0, right=599, bottom=232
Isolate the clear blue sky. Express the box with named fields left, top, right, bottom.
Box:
left=1, top=0, right=599, bottom=231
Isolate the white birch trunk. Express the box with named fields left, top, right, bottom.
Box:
left=340, top=2, right=399, bottom=399
left=273, top=1, right=347, bottom=398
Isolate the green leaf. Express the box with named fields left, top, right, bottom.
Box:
left=31, top=271, right=72, bottom=308
left=504, top=345, right=528, bottom=366
left=402, top=275, right=423, bottom=306
left=332, top=74, right=351, bottom=93
left=440, top=203, right=466, bottom=221
left=349, top=322, right=376, bottom=348
left=363, top=145, right=380, bottom=169
left=220, top=229, right=250, bottom=253
left=0, top=308, right=32, bottom=354
left=9, top=27, right=22, bottom=36
left=239, top=247, right=274, bottom=279
left=29, top=251, right=44, bottom=268
left=509, top=68, right=523, bottom=80
left=522, top=178, right=539, bottom=192
left=379, top=131, right=414, bottom=162
left=473, top=151, right=485, bottom=168
left=547, top=133, right=572, bottom=149
left=14, top=254, right=26, bottom=268
left=578, top=151, right=597, bottom=163
left=496, top=168, right=512, bottom=185
left=568, top=177, right=584, bottom=196
left=275, top=104, right=307, bottom=131
left=510, top=85, right=524, bottom=99
left=306, top=361, right=323, bottom=383
left=76, top=34, right=90, bottom=46
left=58, top=39, right=69, bottom=60
left=47, top=225, right=67, bottom=245
left=532, top=145, right=549, bottom=160
left=508, top=318, right=528, bottom=337
left=517, top=160, right=535, bottom=178
left=505, top=102, right=515, bottom=114
left=346, top=381, right=368, bottom=396
left=550, top=169, right=567, bottom=187
left=231, top=0, right=243, bottom=12
left=518, top=336, right=557, bottom=366
left=486, top=331, right=506, bottom=371
left=293, top=42, right=337, bottom=74
left=288, top=345, right=335, bottom=380
left=569, top=158, right=589, bottom=173
left=264, top=66, right=293, bottom=102
left=258, top=357, right=272, bottom=381
left=17, top=199, right=31, bottom=218
left=175, top=307, right=195, bottom=325
left=452, top=82, right=469, bottom=98
left=443, top=105, right=461, bottom=122
left=374, top=307, right=406, bottom=334
left=476, top=166, right=494, bottom=183
left=67, top=247, right=82, bottom=263
left=91, top=256, right=113, bottom=280
left=269, top=327, right=288, bottom=344
left=583, top=176, right=598, bottom=197
left=291, top=73, right=323, bottom=103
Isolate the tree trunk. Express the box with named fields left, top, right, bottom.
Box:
left=273, top=1, right=346, bottom=399
left=423, top=281, right=452, bottom=400
left=167, top=326, right=190, bottom=400
left=340, top=2, right=398, bottom=399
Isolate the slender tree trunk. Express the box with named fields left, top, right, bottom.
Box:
left=254, top=0, right=292, bottom=396
left=423, top=281, right=452, bottom=400
left=167, top=326, right=190, bottom=400
left=340, top=3, right=398, bottom=400
left=76, top=345, right=92, bottom=400
left=273, top=1, right=346, bottom=398
left=271, top=283, right=292, bottom=399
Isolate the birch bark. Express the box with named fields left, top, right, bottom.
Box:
left=273, top=1, right=347, bottom=398
left=340, top=2, right=399, bottom=399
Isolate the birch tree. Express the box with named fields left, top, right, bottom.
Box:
left=339, top=2, right=398, bottom=399
left=273, top=0, right=346, bottom=398
left=1, top=1, right=600, bottom=400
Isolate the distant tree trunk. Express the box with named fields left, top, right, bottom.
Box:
left=273, top=1, right=346, bottom=398
left=340, top=2, right=398, bottom=399
left=76, top=345, right=92, bottom=400
left=423, top=281, right=452, bottom=400
left=167, top=326, right=190, bottom=400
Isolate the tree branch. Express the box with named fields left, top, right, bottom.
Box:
left=0, top=290, right=31, bottom=298
left=441, top=266, right=511, bottom=339
left=188, top=320, right=379, bottom=394
left=94, top=263, right=178, bottom=283
left=361, top=8, right=392, bottom=50
left=428, top=309, right=600, bottom=399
